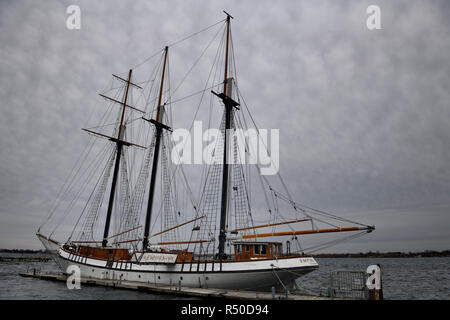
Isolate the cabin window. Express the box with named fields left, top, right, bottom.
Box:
left=261, top=245, right=267, bottom=255
left=272, top=244, right=279, bottom=256
left=236, top=244, right=242, bottom=254
left=245, top=245, right=250, bottom=252
left=254, top=245, right=260, bottom=255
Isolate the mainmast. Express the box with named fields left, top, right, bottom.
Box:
left=214, top=12, right=240, bottom=259
left=142, top=46, right=171, bottom=250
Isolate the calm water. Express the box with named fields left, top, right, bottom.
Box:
left=0, top=254, right=449, bottom=299
left=299, top=257, right=450, bottom=300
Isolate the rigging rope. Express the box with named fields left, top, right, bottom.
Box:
left=39, top=83, right=121, bottom=233
left=131, top=18, right=225, bottom=70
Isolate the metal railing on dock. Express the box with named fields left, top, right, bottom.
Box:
left=324, top=270, right=369, bottom=300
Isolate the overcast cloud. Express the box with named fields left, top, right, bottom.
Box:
left=1, top=0, right=450, bottom=252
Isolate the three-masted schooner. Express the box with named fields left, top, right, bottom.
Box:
left=37, top=12, right=374, bottom=291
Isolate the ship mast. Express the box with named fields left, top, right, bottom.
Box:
left=214, top=12, right=240, bottom=259
left=79, top=67, right=145, bottom=247
left=102, top=69, right=132, bottom=247
left=142, top=46, right=170, bottom=250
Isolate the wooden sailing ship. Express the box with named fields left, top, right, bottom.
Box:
left=37, top=12, right=374, bottom=291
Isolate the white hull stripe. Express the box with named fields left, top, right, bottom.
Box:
left=58, top=249, right=318, bottom=274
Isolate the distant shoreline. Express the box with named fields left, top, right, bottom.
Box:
left=1, top=248, right=449, bottom=258
left=0, top=249, right=47, bottom=254
left=312, top=250, right=450, bottom=258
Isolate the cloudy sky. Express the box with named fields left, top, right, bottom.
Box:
left=1, top=0, right=450, bottom=252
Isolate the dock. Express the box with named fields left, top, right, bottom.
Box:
left=1, top=257, right=51, bottom=262
left=19, top=272, right=333, bottom=300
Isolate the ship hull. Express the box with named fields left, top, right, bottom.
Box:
left=36, top=233, right=60, bottom=255
left=57, top=247, right=318, bottom=291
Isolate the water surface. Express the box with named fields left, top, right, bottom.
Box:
left=0, top=255, right=448, bottom=299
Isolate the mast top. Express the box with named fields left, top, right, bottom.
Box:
left=155, top=46, right=169, bottom=123
left=223, top=11, right=234, bottom=19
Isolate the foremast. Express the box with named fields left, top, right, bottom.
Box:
left=100, top=70, right=130, bottom=247
left=90, top=69, right=148, bottom=247
left=78, top=66, right=146, bottom=247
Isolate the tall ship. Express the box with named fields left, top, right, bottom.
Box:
left=37, top=12, right=374, bottom=291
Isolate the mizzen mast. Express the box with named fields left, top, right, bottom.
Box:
left=212, top=11, right=240, bottom=259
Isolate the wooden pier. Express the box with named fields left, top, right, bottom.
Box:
left=19, top=272, right=334, bottom=300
